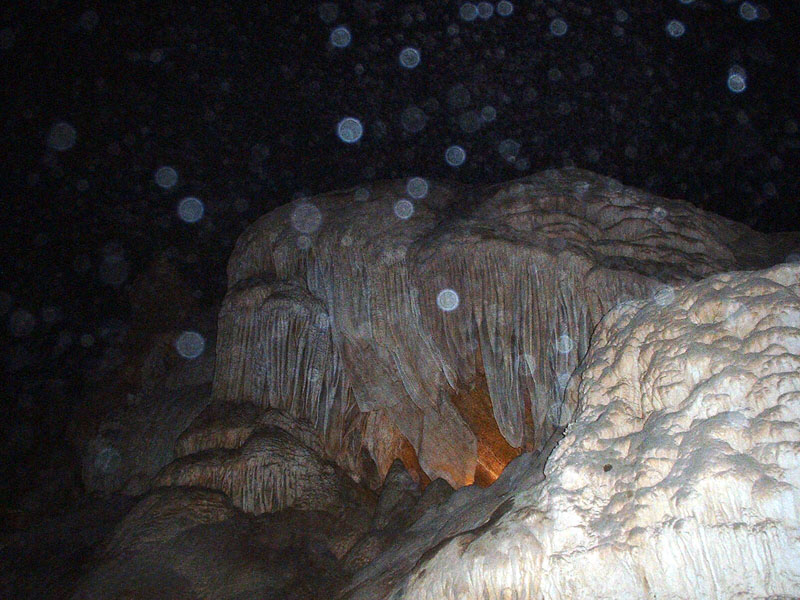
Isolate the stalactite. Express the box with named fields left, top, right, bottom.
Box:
left=156, top=426, right=370, bottom=515
left=213, top=168, right=795, bottom=486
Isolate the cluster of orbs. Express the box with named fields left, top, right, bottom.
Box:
left=154, top=166, right=206, bottom=224
left=459, top=2, right=514, bottom=21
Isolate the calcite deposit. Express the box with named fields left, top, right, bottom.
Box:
left=349, top=262, right=800, bottom=599
left=155, top=418, right=374, bottom=515
left=214, top=167, right=796, bottom=487
left=67, top=169, right=800, bottom=600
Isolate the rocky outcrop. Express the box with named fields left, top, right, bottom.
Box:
left=213, top=168, right=798, bottom=487
left=155, top=419, right=374, bottom=515
left=62, top=170, right=800, bottom=600
left=346, top=262, right=800, bottom=599
left=69, top=487, right=347, bottom=600
left=341, top=460, right=453, bottom=573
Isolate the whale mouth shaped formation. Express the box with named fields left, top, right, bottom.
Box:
left=68, top=168, right=800, bottom=600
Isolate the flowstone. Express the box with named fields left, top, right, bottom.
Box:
left=69, top=169, right=800, bottom=600
left=349, top=263, right=800, bottom=599
left=214, top=167, right=797, bottom=486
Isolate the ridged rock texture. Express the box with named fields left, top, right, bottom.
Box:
left=155, top=416, right=374, bottom=515
left=214, top=167, right=798, bottom=487
left=66, top=169, right=800, bottom=600
left=348, top=262, right=800, bottom=600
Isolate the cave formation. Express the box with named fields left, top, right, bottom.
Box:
left=67, top=169, right=800, bottom=599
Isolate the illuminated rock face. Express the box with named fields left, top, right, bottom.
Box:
left=154, top=417, right=374, bottom=516
left=71, top=170, right=800, bottom=600
left=214, top=167, right=796, bottom=487
left=346, top=263, right=800, bottom=600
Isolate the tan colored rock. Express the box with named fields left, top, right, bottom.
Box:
left=211, top=276, right=414, bottom=488
left=175, top=402, right=326, bottom=460
left=215, top=168, right=797, bottom=486
left=155, top=424, right=374, bottom=515
left=342, top=464, right=456, bottom=575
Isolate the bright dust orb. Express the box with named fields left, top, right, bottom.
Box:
left=175, top=330, right=205, bottom=359
left=437, top=289, right=460, bottom=311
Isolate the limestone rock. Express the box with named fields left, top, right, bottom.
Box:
left=155, top=423, right=375, bottom=515
left=341, top=427, right=563, bottom=599
left=356, top=262, right=800, bottom=599
left=341, top=459, right=423, bottom=573
left=409, top=477, right=455, bottom=524
left=175, top=402, right=327, bottom=460
left=215, top=168, right=798, bottom=487
left=371, top=459, right=421, bottom=531
left=48, top=170, right=800, bottom=599
left=211, top=276, right=413, bottom=488
left=255, top=507, right=371, bottom=561
left=341, top=469, right=454, bottom=575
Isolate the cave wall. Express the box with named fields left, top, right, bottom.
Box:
left=212, top=168, right=798, bottom=487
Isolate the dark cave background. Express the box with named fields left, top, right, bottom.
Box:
left=1, top=0, right=798, bottom=507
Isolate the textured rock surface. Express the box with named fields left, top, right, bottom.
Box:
left=341, top=459, right=443, bottom=574
left=342, top=427, right=563, bottom=599
left=351, top=262, right=800, bottom=600
left=155, top=420, right=375, bottom=515
left=10, top=170, right=799, bottom=599
left=215, top=168, right=798, bottom=486
left=175, top=402, right=326, bottom=459
left=70, top=487, right=347, bottom=600
left=176, top=401, right=384, bottom=489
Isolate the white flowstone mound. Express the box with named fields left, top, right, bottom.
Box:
left=215, top=167, right=797, bottom=486
left=377, top=262, right=800, bottom=600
